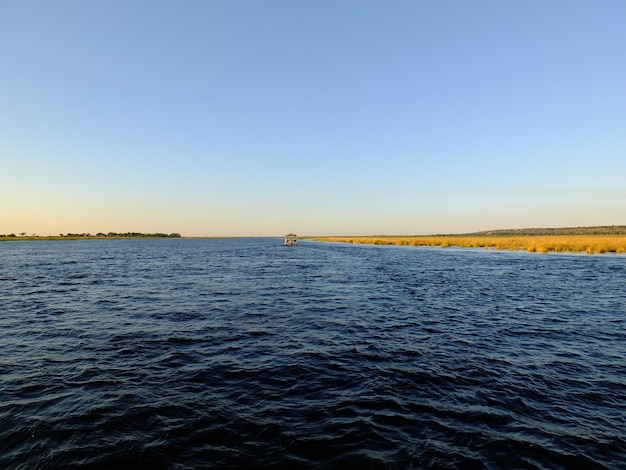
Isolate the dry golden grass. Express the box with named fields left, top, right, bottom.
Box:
left=309, top=235, right=626, bottom=254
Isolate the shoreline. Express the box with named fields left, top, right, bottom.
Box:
left=0, top=235, right=181, bottom=242
left=307, top=235, right=626, bottom=254
left=3, top=234, right=626, bottom=254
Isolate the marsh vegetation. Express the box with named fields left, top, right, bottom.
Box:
left=310, top=235, right=626, bottom=254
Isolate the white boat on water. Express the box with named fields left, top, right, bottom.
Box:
left=284, top=233, right=298, bottom=246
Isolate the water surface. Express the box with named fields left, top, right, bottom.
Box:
left=1, top=238, right=625, bottom=468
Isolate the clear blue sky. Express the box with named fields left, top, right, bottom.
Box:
left=2, top=1, right=625, bottom=236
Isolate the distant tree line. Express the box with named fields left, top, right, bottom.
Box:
left=1, top=232, right=181, bottom=238
left=466, top=225, right=626, bottom=236
left=65, top=232, right=182, bottom=238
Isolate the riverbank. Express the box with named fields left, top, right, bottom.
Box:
left=308, top=235, right=626, bottom=254
left=0, top=232, right=181, bottom=242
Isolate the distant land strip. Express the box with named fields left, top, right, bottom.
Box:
left=0, top=232, right=181, bottom=241
left=460, top=225, right=626, bottom=236
left=308, top=226, right=626, bottom=254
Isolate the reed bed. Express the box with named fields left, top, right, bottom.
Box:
left=309, top=235, right=626, bottom=254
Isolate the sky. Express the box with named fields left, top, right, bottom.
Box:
left=1, top=0, right=625, bottom=237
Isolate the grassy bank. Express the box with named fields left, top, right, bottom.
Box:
left=308, top=235, right=626, bottom=254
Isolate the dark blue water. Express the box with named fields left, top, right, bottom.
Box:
left=1, top=238, right=625, bottom=469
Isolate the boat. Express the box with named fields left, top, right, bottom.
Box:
left=284, top=233, right=298, bottom=246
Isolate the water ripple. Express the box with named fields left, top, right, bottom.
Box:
left=1, top=239, right=625, bottom=468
